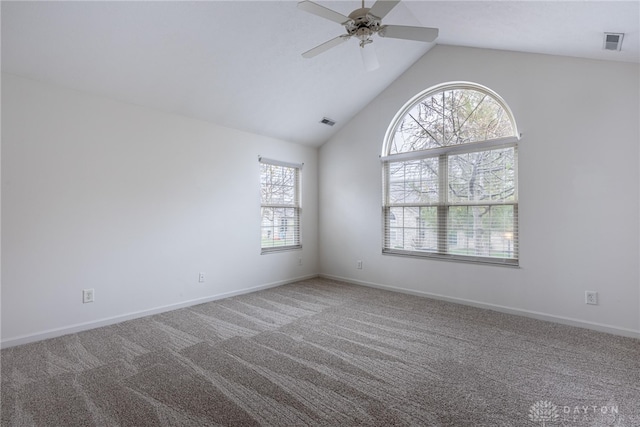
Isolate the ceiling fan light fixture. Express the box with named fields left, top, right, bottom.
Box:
left=359, top=37, right=374, bottom=48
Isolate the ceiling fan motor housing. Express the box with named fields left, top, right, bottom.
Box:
left=345, top=7, right=382, bottom=44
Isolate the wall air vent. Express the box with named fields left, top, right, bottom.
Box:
left=603, top=33, right=624, bottom=51
left=320, top=117, right=336, bottom=126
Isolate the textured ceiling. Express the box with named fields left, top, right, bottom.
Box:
left=2, top=1, right=638, bottom=147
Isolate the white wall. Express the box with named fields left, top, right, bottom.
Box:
left=319, top=45, right=640, bottom=337
left=1, top=73, right=318, bottom=346
left=3, top=46, right=639, bottom=346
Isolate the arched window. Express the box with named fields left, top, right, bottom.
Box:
left=382, top=82, right=519, bottom=265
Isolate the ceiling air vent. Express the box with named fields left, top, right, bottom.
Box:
left=320, top=117, right=336, bottom=126
left=603, top=33, right=624, bottom=51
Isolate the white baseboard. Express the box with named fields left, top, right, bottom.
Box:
left=320, top=274, right=640, bottom=340
left=5, top=273, right=636, bottom=348
left=1, top=274, right=319, bottom=349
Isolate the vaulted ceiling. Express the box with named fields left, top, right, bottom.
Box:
left=2, top=1, right=638, bottom=147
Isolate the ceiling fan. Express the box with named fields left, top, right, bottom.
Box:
left=298, top=0, right=439, bottom=71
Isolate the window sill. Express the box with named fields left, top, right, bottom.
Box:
left=382, top=249, right=519, bottom=268
left=261, top=245, right=302, bottom=255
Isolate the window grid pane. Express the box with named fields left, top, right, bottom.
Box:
left=390, top=88, right=516, bottom=155
left=448, top=147, right=516, bottom=204
left=448, top=205, right=516, bottom=259
left=385, top=207, right=438, bottom=252
left=261, top=207, right=300, bottom=249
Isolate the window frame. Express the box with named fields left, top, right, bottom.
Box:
left=259, top=157, right=302, bottom=254
left=381, top=82, right=520, bottom=266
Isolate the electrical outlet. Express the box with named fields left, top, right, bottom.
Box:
left=298, top=257, right=303, bottom=266
left=356, top=260, right=363, bottom=270
left=198, top=272, right=205, bottom=283
left=585, top=291, right=598, bottom=305
left=83, top=289, right=94, bottom=304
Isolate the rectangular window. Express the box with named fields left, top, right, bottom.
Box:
left=383, top=144, right=518, bottom=265
left=260, top=157, right=302, bottom=253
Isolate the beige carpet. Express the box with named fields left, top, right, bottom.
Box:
left=2, top=277, right=639, bottom=426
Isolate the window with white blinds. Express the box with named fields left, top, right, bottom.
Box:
left=382, top=83, right=520, bottom=265
left=259, top=157, right=302, bottom=253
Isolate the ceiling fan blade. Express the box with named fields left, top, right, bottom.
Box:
left=360, top=44, right=380, bottom=71
left=368, top=0, right=401, bottom=20
left=297, top=1, right=352, bottom=25
left=302, top=35, right=351, bottom=58
left=378, top=25, right=439, bottom=42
